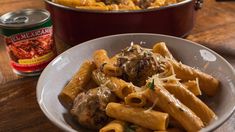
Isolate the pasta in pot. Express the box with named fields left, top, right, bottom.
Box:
left=58, top=41, right=219, bottom=131
left=52, top=0, right=182, bottom=11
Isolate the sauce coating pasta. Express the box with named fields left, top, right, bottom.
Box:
left=58, top=42, right=219, bottom=132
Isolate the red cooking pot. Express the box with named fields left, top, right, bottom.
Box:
left=45, top=0, right=203, bottom=46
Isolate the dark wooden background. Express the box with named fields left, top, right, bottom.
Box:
left=0, top=0, right=235, bottom=131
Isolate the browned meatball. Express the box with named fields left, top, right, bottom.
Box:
left=70, top=86, right=116, bottom=130
left=117, top=44, right=164, bottom=86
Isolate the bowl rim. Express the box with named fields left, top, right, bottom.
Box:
left=37, top=33, right=235, bottom=132
left=44, top=0, right=193, bottom=14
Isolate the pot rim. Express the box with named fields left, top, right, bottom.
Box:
left=44, top=0, right=193, bottom=14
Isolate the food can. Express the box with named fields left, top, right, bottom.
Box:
left=0, top=9, right=57, bottom=76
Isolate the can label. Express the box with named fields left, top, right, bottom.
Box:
left=2, top=21, right=56, bottom=73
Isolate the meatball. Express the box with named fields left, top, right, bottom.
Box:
left=70, top=86, right=116, bottom=130
left=117, top=44, right=164, bottom=86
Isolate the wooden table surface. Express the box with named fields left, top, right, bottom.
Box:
left=0, top=0, right=235, bottom=131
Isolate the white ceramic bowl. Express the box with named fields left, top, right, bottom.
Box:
left=37, top=33, right=235, bottom=132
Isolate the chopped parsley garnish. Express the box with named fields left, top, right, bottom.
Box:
left=147, top=79, right=155, bottom=91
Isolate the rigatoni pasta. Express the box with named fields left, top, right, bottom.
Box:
left=152, top=42, right=174, bottom=60
left=144, top=86, right=204, bottom=131
left=93, top=49, right=122, bottom=76
left=58, top=41, right=219, bottom=132
left=169, top=59, right=219, bottom=96
left=106, top=102, right=169, bottom=131
left=182, top=79, right=202, bottom=96
left=58, top=61, right=95, bottom=109
left=124, top=91, right=147, bottom=107
left=99, top=120, right=126, bottom=132
left=92, top=70, right=134, bottom=99
left=163, top=82, right=216, bottom=124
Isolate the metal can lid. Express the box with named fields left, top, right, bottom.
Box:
left=0, top=9, right=50, bottom=28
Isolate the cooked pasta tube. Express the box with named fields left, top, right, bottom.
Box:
left=107, top=4, right=119, bottom=10
left=58, top=61, right=95, bottom=109
left=110, top=54, right=119, bottom=63
left=124, top=92, right=146, bottom=107
left=169, top=59, right=219, bottom=96
left=118, top=5, right=140, bottom=10
left=76, top=6, right=109, bottom=10
left=159, top=60, right=175, bottom=77
left=93, top=49, right=109, bottom=67
left=165, top=0, right=177, bottom=4
left=163, top=83, right=216, bottom=125
left=144, top=88, right=204, bottom=131
left=110, top=77, right=135, bottom=99
left=182, top=79, right=202, bottom=96
left=92, top=70, right=134, bottom=99
left=99, top=120, right=126, bottom=132
left=53, top=0, right=96, bottom=7
left=104, top=63, right=122, bottom=76
left=152, top=42, right=174, bottom=59
left=110, top=53, right=122, bottom=67
left=106, top=103, right=169, bottom=131
left=93, top=49, right=122, bottom=76
left=151, top=0, right=166, bottom=7
left=76, top=2, right=108, bottom=10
